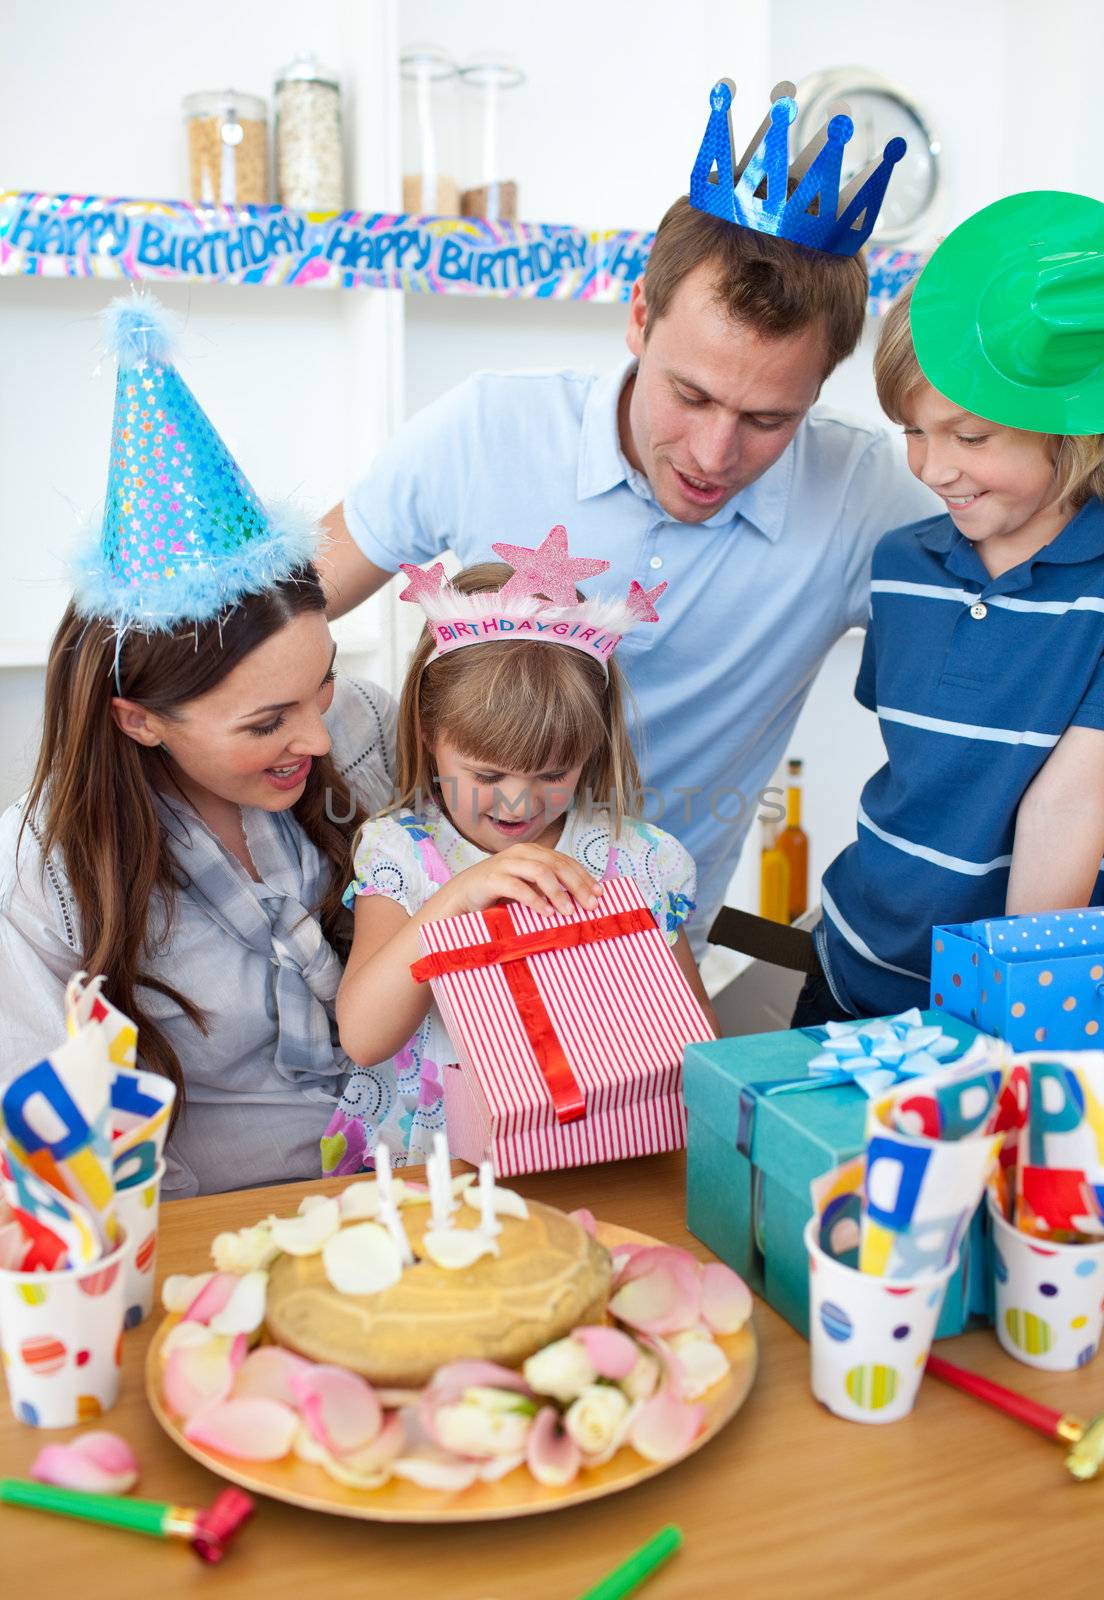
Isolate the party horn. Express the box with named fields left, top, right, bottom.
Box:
left=926, top=1354, right=1104, bottom=1481
left=0, top=1480, right=254, bottom=1561
left=576, top=1524, right=683, bottom=1599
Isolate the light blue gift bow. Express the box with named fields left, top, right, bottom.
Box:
left=761, top=1009, right=962, bottom=1099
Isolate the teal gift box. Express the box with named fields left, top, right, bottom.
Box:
left=683, top=1011, right=992, bottom=1340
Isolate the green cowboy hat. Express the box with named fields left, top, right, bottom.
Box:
left=910, top=189, right=1104, bottom=435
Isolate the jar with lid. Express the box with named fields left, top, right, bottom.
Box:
left=459, top=55, right=525, bottom=222
left=400, top=44, right=460, bottom=215
left=275, top=54, right=344, bottom=213
left=183, top=90, right=268, bottom=207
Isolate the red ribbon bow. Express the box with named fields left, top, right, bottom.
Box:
left=411, top=904, right=653, bottom=1123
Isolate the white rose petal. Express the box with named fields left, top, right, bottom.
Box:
left=207, top=1270, right=268, bottom=1335
left=211, top=1224, right=279, bottom=1274
left=620, top=1348, right=661, bottom=1403
left=421, top=1228, right=499, bottom=1270
left=322, top=1222, right=404, bottom=1295
left=297, top=1194, right=331, bottom=1216
left=338, top=1181, right=381, bottom=1220
left=161, top=1272, right=213, bottom=1313
left=270, top=1198, right=341, bottom=1256
left=668, top=1328, right=730, bottom=1398
left=462, top=1186, right=529, bottom=1222
left=160, top=1319, right=220, bottom=1359
left=564, top=1384, right=631, bottom=1456
left=434, top=1396, right=533, bottom=1458
left=523, top=1337, right=598, bottom=1405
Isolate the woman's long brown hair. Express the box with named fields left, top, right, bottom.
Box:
left=21, top=564, right=364, bottom=1120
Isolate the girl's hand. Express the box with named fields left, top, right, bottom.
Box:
left=436, top=845, right=603, bottom=919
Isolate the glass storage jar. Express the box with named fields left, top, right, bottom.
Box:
left=400, top=44, right=460, bottom=215
left=183, top=90, right=268, bottom=206
left=275, top=54, right=344, bottom=212
left=459, top=55, right=525, bottom=222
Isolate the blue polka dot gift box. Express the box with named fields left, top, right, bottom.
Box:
left=930, top=909, right=1104, bottom=1051
left=682, top=1010, right=993, bottom=1341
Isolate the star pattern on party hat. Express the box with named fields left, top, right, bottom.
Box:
left=492, top=524, right=610, bottom=606
left=398, top=561, right=448, bottom=603
left=625, top=578, right=668, bottom=623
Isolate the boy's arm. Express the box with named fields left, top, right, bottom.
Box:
left=318, top=502, right=395, bottom=619
left=1006, top=725, right=1104, bottom=913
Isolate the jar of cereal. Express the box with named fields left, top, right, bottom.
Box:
left=275, top=55, right=345, bottom=213
left=183, top=90, right=268, bottom=207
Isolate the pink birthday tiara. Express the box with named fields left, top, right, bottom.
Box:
left=399, top=525, right=666, bottom=668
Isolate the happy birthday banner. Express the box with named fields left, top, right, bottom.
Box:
left=0, top=193, right=922, bottom=310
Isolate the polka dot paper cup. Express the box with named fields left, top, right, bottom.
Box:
left=805, top=1217, right=959, bottom=1424
left=114, top=1158, right=165, bottom=1329
left=989, top=1197, right=1104, bottom=1371
left=0, top=1227, right=134, bottom=1428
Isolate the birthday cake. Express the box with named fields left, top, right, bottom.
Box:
left=264, top=1193, right=611, bottom=1387
left=156, top=1141, right=753, bottom=1496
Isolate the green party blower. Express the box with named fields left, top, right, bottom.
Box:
left=576, top=1524, right=683, bottom=1599
left=0, top=1479, right=254, bottom=1562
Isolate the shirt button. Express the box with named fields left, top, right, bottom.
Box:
left=649, top=555, right=663, bottom=570
left=970, top=602, right=988, bottom=620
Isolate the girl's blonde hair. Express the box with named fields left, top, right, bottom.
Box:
left=874, top=281, right=1104, bottom=509
left=393, top=562, right=643, bottom=829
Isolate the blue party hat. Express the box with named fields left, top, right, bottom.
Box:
left=689, top=79, right=906, bottom=257
left=73, top=293, right=316, bottom=629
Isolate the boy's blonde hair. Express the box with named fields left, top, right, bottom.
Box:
left=393, top=562, right=643, bottom=830
left=874, top=281, right=1104, bottom=510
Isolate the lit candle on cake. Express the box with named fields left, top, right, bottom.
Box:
left=478, top=1161, right=501, bottom=1237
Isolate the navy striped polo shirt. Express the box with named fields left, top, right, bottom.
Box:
left=818, top=499, right=1104, bottom=1018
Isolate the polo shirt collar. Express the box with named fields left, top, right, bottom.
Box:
left=576, top=356, right=794, bottom=541
left=922, top=498, right=1104, bottom=591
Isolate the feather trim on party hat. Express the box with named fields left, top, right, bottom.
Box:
left=72, top=292, right=318, bottom=630
left=400, top=525, right=666, bottom=669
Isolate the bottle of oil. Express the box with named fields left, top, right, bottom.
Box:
left=776, top=757, right=809, bottom=921
left=759, top=814, right=791, bottom=925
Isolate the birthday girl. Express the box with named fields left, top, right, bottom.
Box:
left=323, top=531, right=717, bottom=1174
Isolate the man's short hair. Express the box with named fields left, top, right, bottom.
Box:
left=643, top=196, right=869, bottom=378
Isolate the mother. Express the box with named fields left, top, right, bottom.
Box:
left=0, top=297, right=395, bottom=1196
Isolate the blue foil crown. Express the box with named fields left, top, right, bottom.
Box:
left=689, top=79, right=907, bottom=257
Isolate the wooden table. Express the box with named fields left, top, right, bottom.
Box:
left=3, top=1152, right=1100, bottom=1597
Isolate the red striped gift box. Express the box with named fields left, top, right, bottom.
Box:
left=410, top=876, right=713, bottom=1176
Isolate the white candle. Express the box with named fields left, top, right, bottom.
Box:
left=375, top=1142, right=394, bottom=1209
left=380, top=1196, right=413, bottom=1266
left=478, top=1161, right=501, bottom=1236
left=430, top=1132, right=453, bottom=1230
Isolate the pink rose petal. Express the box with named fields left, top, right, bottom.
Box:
left=182, top=1272, right=239, bottom=1325
left=628, top=1388, right=705, bottom=1463
left=162, top=1333, right=245, bottom=1420
left=426, top=1360, right=532, bottom=1405
left=609, top=1253, right=702, bottom=1336
left=569, top=1207, right=597, bottom=1236
left=32, top=1432, right=139, bottom=1494
left=571, top=1325, right=639, bottom=1380
left=291, top=1364, right=382, bottom=1456
left=390, top=1450, right=481, bottom=1492
left=526, top=1405, right=582, bottom=1487
left=700, top=1262, right=753, bottom=1335
left=234, top=1345, right=314, bottom=1407
left=184, top=1397, right=298, bottom=1461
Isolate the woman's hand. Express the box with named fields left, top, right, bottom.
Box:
left=434, top=845, right=603, bottom=919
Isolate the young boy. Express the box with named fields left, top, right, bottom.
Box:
left=795, top=190, right=1104, bottom=1024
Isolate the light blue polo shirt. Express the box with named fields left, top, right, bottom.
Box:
left=819, top=502, right=1104, bottom=1017
left=345, top=359, right=935, bottom=951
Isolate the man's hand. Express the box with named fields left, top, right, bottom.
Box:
left=317, top=501, right=395, bottom=618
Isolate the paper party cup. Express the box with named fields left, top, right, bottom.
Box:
left=989, top=1197, right=1104, bottom=1371
left=114, top=1158, right=165, bottom=1329
left=805, top=1217, right=959, bottom=1424
left=0, top=1226, right=134, bottom=1428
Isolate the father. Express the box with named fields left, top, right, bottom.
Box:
left=319, top=185, right=935, bottom=952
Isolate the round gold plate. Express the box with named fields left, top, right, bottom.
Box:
left=146, top=1221, right=757, bottom=1523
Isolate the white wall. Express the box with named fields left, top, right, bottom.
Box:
left=0, top=0, right=402, bottom=806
